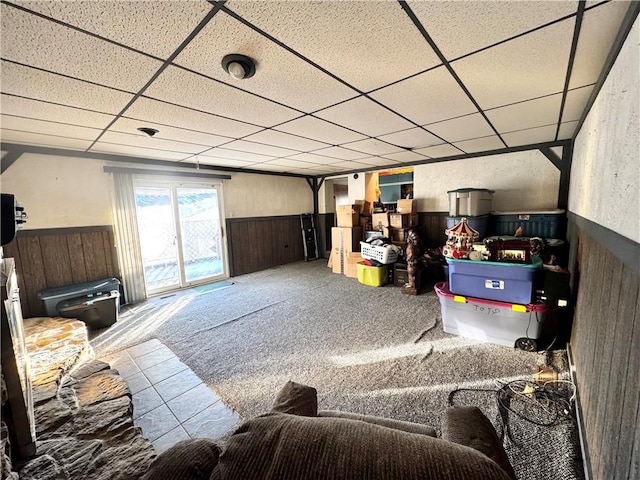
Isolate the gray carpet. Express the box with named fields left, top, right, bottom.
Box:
left=91, top=260, right=584, bottom=480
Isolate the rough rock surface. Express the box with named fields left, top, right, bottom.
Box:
left=16, top=453, right=68, bottom=480
left=13, top=318, right=156, bottom=479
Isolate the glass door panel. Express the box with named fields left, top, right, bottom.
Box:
left=177, top=186, right=224, bottom=283
left=134, top=186, right=181, bottom=293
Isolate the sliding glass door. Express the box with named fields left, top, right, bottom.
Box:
left=134, top=180, right=227, bottom=295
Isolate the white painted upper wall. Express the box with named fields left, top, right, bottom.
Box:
left=223, top=171, right=312, bottom=218
left=0, top=154, right=314, bottom=229
left=413, top=149, right=560, bottom=212
left=570, top=17, right=639, bottom=243
left=0, top=154, right=113, bottom=229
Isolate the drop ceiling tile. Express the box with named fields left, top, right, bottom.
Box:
left=562, top=85, right=595, bottom=123
left=329, top=160, right=374, bottom=170
left=452, top=19, right=574, bottom=109
left=144, top=66, right=299, bottom=127
left=258, top=158, right=314, bottom=169
left=12, top=0, right=213, bottom=59
left=0, top=129, right=93, bottom=150
left=226, top=1, right=442, bottom=92
left=558, top=121, right=579, bottom=140
left=1, top=61, right=135, bottom=114
left=353, top=157, right=402, bottom=168
left=245, top=163, right=293, bottom=172
left=408, top=0, right=578, bottom=60
left=275, top=116, right=366, bottom=145
left=1, top=5, right=163, bottom=92
left=501, top=124, right=558, bottom=147
left=425, top=113, right=496, bottom=143
left=124, top=97, right=262, bottom=138
left=486, top=94, right=562, bottom=133
left=378, top=128, right=442, bottom=150
left=311, top=146, right=369, bottom=161
left=314, top=97, right=414, bottom=137
left=286, top=153, right=335, bottom=164
left=414, top=143, right=463, bottom=158
left=242, top=130, right=330, bottom=152
left=198, top=147, right=275, bottom=163
left=221, top=140, right=299, bottom=158
left=99, top=131, right=207, bottom=155
left=189, top=156, right=255, bottom=168
left=453, top=135, right=505, bottom=153
left=381, top=151, right=429, bottom=163
left=342, top=139, right=404, bottom=156
left=89, top=142, right=191, bottom=161
left=370, top=66, right=477, bottom=126
left=569, top=1, right=631, bottom=89
left=0, top=95, right=114, bottom=129
left=174, top=12, right=357, bottom=112
left=0, top=116, right=102, bottom=141
left=110, top=117, right=233, bottom=147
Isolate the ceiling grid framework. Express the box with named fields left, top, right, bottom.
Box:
left=0, top=0, right=637, bottom=177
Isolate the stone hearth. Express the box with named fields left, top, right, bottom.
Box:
left=6, top=317, right=155, bottom=479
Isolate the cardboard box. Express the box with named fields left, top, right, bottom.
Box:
left=372, top=212, right=389, bottom=230
left=344, top=252, right=363, bottom=278
left=331, top=227, right=362, bottom=274
left=337, top=205, right=359, bottom=227
left=397, top=199, right=416, bottom=214
left=389, top=213, right=418, bottom=228
left=354, top=200, right=372, bottom=216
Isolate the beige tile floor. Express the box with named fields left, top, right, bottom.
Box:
left=100, top=339, right=240, bottom=453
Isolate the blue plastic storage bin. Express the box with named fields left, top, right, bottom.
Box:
left=446, top=214, right=490, bottom=239
left=491, top=210, right=565, bottom=238
left=447, top=256, right=542, bottom=304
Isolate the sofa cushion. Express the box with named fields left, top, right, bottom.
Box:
left=217, top=412, right=512, bottom=480
left=142, top=438, right=220, bottom=480
left=270, top=380, right=318, bottom=416
left=441, top=406, right=517, bottom=480
left=318, top=410, right=437, bottom=437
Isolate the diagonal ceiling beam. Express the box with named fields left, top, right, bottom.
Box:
left=0, top=150, right=23, bottom=174
left=539, top=147, right=563, bottom=170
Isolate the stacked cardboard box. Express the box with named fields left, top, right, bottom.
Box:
left=332, top=200, right=371, bottom=278
left=329, top=226, right=362, bottom=278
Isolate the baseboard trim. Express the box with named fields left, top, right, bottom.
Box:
left=567, top=342, right=592, bottom=480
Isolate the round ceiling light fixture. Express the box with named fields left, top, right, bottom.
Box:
left=221, top=54, right=256, bottom=80
left=137, top=127, right=159, bottom=137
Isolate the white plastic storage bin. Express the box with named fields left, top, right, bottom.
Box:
left=435, top=282, right=547, bottom=350
left=448, top=188, right=494, bottom=217
left=360, top=242, right=398, bottom=264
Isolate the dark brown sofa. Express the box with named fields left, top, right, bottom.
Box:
left=143, top=381, right=517, bottom=480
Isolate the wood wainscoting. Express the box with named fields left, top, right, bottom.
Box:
left=567, top=216, right=639, bottom=480
left=417, top=212, right=448, bottom=247
left=226, top=215, right=305, bottom=277
left=3, top=226, right=120, bottom=319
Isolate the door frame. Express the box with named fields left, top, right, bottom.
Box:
left=133, top=175, right=229, bottom=295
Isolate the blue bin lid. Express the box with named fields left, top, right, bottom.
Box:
left=446, top=255, right=543, bottom=269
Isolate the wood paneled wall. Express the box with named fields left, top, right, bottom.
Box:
left=3, top=226, right=120, bottom=318
left=226, top=215, right=305, bottom=276
left=417, top=212, right=448, bottom=247
left=567, top=220, right=639, bottom=480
